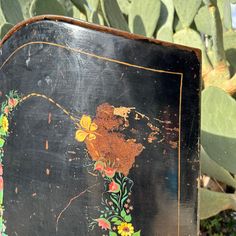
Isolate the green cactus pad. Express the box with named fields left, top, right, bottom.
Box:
left=0, top=22, right=13, bottom=39
left=202, top=87, right=236, bottom=174
left=194, top=6, right=212, bottom=36
left=156, top=0, right=174, bottom=42
left=173, top=0, right=201, bottom=27
left=30, top=0, right=67, bottom=16
left=101, top=0, right=129, bottom=32
left=0, top=0, right=24, bottom=25
left=129, top=0, right=161, bottom=37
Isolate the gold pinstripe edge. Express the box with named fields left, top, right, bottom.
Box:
left=0, top=41, right=183, bottom=236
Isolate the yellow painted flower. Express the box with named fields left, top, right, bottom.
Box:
left=1, top=116, right=9, bottom=133
left=75, top=115, right=98, bottom=142
left=118, top=222, right=134, bottom=236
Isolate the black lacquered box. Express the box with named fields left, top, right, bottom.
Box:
left=0, top=16, right=200, bottom=236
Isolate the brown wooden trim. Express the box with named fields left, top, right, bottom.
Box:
left=0, top=15, right=201, bottom=61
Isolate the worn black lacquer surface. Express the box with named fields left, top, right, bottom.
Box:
left=0, top=19, right=200, bottom=236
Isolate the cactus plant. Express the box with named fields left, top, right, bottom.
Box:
left=0, top=0, right=236, bottom=224
left=128, top=0, right=161, bottom=36
left=0, top=0, right=24, bottom=25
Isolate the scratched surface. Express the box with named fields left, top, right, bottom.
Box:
left=0, top=19, right=200, bottom=236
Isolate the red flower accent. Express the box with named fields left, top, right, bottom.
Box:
left=94, top=161, right=105, bottom=172
left=4, top=106, right=9, bottom=114
left=108, top=181, right=120, bottom=193
left=0, top=177, right=3, bottom=191
left=96, top=218, right=111, bottom=230
left=0, top=164, right=3, bottom=176
left=104, top=167, right=116, bottom=178
left=8, top=98, right=18, bottom=108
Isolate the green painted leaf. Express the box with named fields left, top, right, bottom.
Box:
left=121, top=209, right=127, bottom=218
left=201, top=146, right=236, bottom=188
left=124, top=214, right=132, bottom=222
left=129, top=0, right=161, bottom=37
left=111, top=217, right=119, bottom=223
left=194, top=6, right=212, bottom=36
left=0, top=128, right=6, bottom=136
left=173, top=0, right=201, bottom=27
left=30, top=0, right=67, bottom=16
left=0, top=0, right=24, bottom=25
left=0, top=22, right=13, bottom=39
left=114, top=220, right=122, bottom=225
left=201, top=87, right=236, bottom=174
left=109, top=232, right=117, bottom=236
left=133, top=230, right=141, bottom=236
left=0, top=138, right=5, bottom=148
left=101, top=0, right=129, bottom=32
left=200, top=188, right=236, bottom=219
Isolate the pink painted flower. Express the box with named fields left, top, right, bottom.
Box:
left=94, top=161, right=105, bottom=172
left=4, top=106, right=9, bottom=114
left=0, top=177, right=3, bottom=191
left=96, top=218, right=111, bottom=230
left=8, top=98, right=18, bottom=107
left=104, top=167, right=116, bottom=178
left=108, top=181, right=120, bottom=193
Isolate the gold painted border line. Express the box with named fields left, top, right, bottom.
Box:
left=0, top=41, right=183, bottom=76
left=0, top=41, right=183, bottom=236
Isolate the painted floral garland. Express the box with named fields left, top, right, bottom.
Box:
left=0, top=92, right=141, bottom=236
left=0, top=91, right=20, bottom=236
left=76, top=115, right=141, bottom=236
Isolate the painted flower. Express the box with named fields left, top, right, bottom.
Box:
left=4, top=107, right=9, bottom=115
left=94, top=161, right=105, bottom=172
left=75, top=115, right=98, bottom=142
left=104, top=166, right=116, bottom=178
left=0, top=177, right=3, bottom=191
left=117, top=222, right=134, bottom=236
left=96, top=218, right=111, bottom=230
left=108, top=181, right=120, bottom=193
left=0, top=116, right=9, bottom=133
left=8, top=98, right=18, bottom=108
